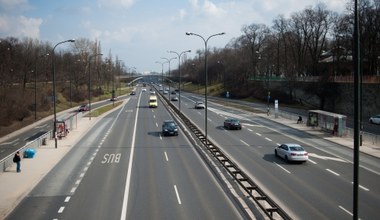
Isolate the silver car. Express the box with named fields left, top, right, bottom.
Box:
left=275, top=143, right=308, bottom=163
left=369, top=115, right=380, bottom=125
left=194, top=101, right=205, bottom=109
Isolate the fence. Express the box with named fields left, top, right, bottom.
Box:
left=0, top=131, right=52, bottom=172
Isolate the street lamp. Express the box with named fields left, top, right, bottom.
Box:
left=52, top=39, right=75, bottom=149
left=161, top=56, right=177, bottom=101
left=186, top=31, right=225, bottom=143
left=168, top=49, right=191, bottom=111
left=156, top=61, right=167, bottom=85
left=88, top=53, right=103, bottom=120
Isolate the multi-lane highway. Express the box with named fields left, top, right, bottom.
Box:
left=4, top=84, right=380, bottom=219
left=5, top=88, right=248, bottom=220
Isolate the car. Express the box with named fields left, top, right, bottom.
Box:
left=369, top=115, right=380, bottom=125
left=163, top=90, right=168, bottom=94
left=224, top=118, right=242, bottom=130
left=149, top=95, right=158, bottom=108
left=110, top=96, right=118, bottom=101
left=171, top=91, right=176, bottom=95
left=142, top=88, right=147, bottom=92
left=171, top=96, right=178, bottom=101
left=274, top=143, right=308, bottom=163
left=78, top=104, right=89, bottom=112
left=194, top=102, right=205, bottom=109
left=150, top=91, right=156, bottom=95
left=162, top=120, right=178, bottom=136
left=130, top=91, right=136, bottom=95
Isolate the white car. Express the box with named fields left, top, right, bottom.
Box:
left=194, top=102, right=205, bottom=109
left=275, top=143, right=308, bottom=163
left=142, top=88, right=147, bottom=92
left=369, top=115, right=380, bottom=125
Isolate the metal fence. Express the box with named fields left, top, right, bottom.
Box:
left=0, top=131, right=52, bottom=172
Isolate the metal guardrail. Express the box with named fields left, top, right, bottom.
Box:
left=155, top=88, right=292, bottom=220
left=0, top=131, right=52, bottom=172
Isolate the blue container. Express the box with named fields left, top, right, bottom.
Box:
left=24, top=148, right=36, bottom=158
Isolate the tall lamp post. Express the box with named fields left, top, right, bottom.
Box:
left=52, top=39, right=75, bottom=149
left=88, top=53, right=103, bottom=120
left=168, top=49, right=191, bottom=111
left=156, top=61, right=167, bottom=85
left=186, top=31, right=225, bottom=143
left=161, top=57, right=177, bottom=101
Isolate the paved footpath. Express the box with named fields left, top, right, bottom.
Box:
left=0, top=104, right=379, bottom=219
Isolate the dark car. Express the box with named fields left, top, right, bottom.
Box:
left=162, top=120, right=178, bottom=136
left=130, top=91, right=136, bottom=95
left=78, top=104, right=89, bottom=112
left=171, top=91, right=176, bottom=95
left=224, top=118, right=242, bottom=130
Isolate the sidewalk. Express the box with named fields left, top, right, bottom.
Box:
left=0, top=116, right=98, bottom=219
left=264, top=112, right=380, bottom=159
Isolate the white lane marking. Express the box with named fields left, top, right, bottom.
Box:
left=64, top=196, right=71, bottom=202
left=308, top=153, right=347, bottom=163
left=274, top=162, right=291, bottom=174
left=70, top=187, right=77, bottom=193
left=326, top=169, right=340, bottom=176
left=351, top=182, right=370, bottom=191
left=156, top=122, right=158, bottom=127
left=276, top=143, right=280, bottom=146
left=75, top=179, right=81, bottom=185
left=256, top=133, right=261, bottom=136
left=153, top=115, right=156, bottom=119
left=35, top=124, right=47, bottom=129
left=265, top=137, right=272, bottom=142
left=197, top=112, right=201, bottom=115
left=83, top=167, right=88, bottom=171
left=79, top=173, right=85, bottom=178
left=308, top=159, right=317, bottom=164
left=339, top=205, right=353, bottom=216
left=164, top=152, right=169, bottom=161
left=240, top=140, right=249, bottom=146
left=159, top=134, right=162, bottom=140
left=120, top=92, right=141, bottom=220
left=90, top=156, right=94, bottom=161
left=58, top=207, right=65, bottom=213
left=87, top=162, right=91, bottom=166
left=174, top=185, right=182, bottom=205
left=0, top=138, right=19, bottom=145
left=247, top=128, right=253, bottom=132
left=207, top=118, right=212, bottom=122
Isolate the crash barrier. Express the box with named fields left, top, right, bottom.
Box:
left=0, top=130, right=52, bottom=172
left=155, top=87, right=292, bottom=220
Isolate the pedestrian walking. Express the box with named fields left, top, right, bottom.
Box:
left=13, top=151, right=21, bottom=172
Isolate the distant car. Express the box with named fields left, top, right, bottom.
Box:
left=194, top=102, right=205, bottom=109
left=369, top=115, right=380, bottom=125
left=130, top=91, right=136, bottom=95
left=163, top=90, right=168, bottom=94
left=224, top=118, right=242, bottom=130
left=162, top=120, right=178, bottom=136
left=275, top=143, right=308, bottom=163
left=171, top=96, right=178, bottom=101
left=142, top=88, right=147, bottom=92
left=171, top=91, right=176, bottom=95
left=110, top=97, right=118, bottom=101
left=150, top=91, right=156, bottom=95
left=78, top=104, right=89, bottom=112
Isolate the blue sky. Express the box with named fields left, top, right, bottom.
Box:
left=0, top=0, right=347, bottom=73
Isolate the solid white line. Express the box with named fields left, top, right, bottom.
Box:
left=164, top=152, right=169, bottom=161
left=339, top=205, right=353, bottom=216
left=326, top=169, right=340, bottom=176
left=120, top=92, right=141, bottom=220
left=274, top=162, right=291, bottom=174
left=64, top=196, right=71, bottom=202
left=240, top=139, right=249, bottom=146
left=265, top=137, right=272, bottom=142
left=58, top=207, right=65, bottom=213
left=174, top=185, right=182, bottom=205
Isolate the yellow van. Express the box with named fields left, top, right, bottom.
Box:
left=149, top=95, right=158, bottom=108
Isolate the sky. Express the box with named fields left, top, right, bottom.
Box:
left=0, top=0, right=348, bottom=74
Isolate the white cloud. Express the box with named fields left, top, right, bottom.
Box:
left=0, top=0, right=29, bottom=10
left=0, top=15, right=42, bottom=38
left=97, top=0, right=136, bottom=9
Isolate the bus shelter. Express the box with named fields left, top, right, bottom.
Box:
left=307, top=110, right=347, bottom=137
